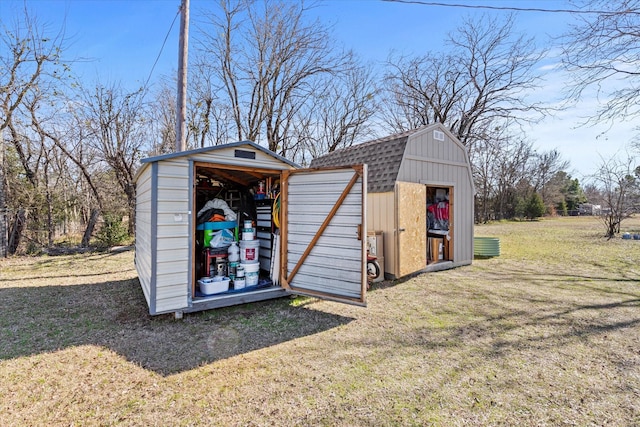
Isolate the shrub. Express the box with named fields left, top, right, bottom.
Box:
left=95, top=213, right=129, bottom=247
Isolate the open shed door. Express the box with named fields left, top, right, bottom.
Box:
left=395, top=181, right=427, bottom=277
left=281, top=165, right=367, bottom=306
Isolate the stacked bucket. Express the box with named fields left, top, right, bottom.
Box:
left=237, top=220, right=260, bottom=287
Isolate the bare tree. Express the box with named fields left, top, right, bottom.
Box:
left=382, top=52, right=466, bottom=134
left=382, top=14, right=545, bottom=148
left=29, top=95, right=109, bottom=246
left=185, top=63, right=235, bottom=148
left=589, top=153, right=639, bottom=238
left=80, top=83, right=147, bottom=235
left=470, top=122, right=537, bottom=221
left=1, top=8, right=69, bottom=185
left=561, top=0, right=640, bottom=125
left=2, top=6, right=144, bottom=252
left=491, top=136, right=535, bottom=220
left=292, top=58, right=378, bottom=165
left=1, top=7, right=69, bottom=133
left=529, top=149, right=570, bottom=206
left=148, top=82, right=178, bottom=155
left=196, top=0, right=363, bottom=158
left=1, top=7, right=72, bottom=253
left=471, top=127, right=505, bottom=222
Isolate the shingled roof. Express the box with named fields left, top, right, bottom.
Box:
left=309, top=128, right=421, bottom=193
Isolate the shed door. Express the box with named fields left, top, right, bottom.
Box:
left=395, top=181, right=427, bottom=277
left=281, top=165, right=367, bottom=306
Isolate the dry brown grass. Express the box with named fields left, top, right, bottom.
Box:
left=1, top=217, right=639, bottom=426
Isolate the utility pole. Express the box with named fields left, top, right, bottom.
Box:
left=176, top=0, right=189, bottom=152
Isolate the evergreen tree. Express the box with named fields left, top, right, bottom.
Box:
left=556, top=200, right=568, bottom=216
left=525, top=193, right=545, bottom=220
left=563, top=178, right=587, bottom=212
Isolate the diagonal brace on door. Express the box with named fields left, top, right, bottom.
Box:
left=285, top=169, right=362, bottom=286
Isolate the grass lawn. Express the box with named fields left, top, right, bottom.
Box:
left=1, top=216, right=639, bottom=426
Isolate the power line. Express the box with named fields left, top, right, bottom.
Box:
left=382, top=0, right=640, bottom=15
left=142, top=6, right=181, bottom=95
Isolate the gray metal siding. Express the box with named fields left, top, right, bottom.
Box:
left=397, top=127, right=475, bottom=265
left=399, top=126, right=474, bottom=190
left=134, top=163, right=153, bottom=308
left=154, top=159, right=190, bottom=313
left=150, top=163, right=158, bottom=314
left=286, top=169, right=365, bottom=299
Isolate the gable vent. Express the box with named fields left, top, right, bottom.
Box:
left=433, top=130, right=445, bottom=141
left=235, top=149, right=256, bottom=160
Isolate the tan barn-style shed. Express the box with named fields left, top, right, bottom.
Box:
left=310, top=123, right=475, bottom=279
left=135, top=141, right=368, bottom=316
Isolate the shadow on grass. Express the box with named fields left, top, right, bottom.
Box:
left=386, top=294, right=640, bottom=366
left=406, top=266, right=640, bottom=358
left=366, top=269, right=425, bottom=292
left=354, top=261, right=640, bottom=364
left=0, top=278, right=354, bottom=376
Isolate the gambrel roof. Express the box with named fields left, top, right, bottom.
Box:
left=310, top=127, right=423, bottom=193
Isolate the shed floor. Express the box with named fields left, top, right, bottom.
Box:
left=423, top=260, right=454, bottom=272
left=188, top=286, right=288, bottom=312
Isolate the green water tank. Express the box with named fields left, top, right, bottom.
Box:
left=474, top=237, right=500, bottom=258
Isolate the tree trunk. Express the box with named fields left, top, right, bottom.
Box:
left=44, top=163, right=54, bottom=247
left=46, top=195, right=54, bottom=247
left=0, top=205, right=6, bottom=258
left=127, top=188, right=136, bottom=236
left=81, top=208, right=100, bottom=247
left=8, top=209, right=26, bottom=255
left=0, top=158, right=6, bottom=258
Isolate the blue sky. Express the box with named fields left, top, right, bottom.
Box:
left=2, top=0, right=636, bottom=178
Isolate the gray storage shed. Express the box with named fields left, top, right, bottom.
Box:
left=134, top=141, right=368, bottom=316
left=311, top=123, right=475, bottom=279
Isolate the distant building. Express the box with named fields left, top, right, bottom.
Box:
left=578, top=204, right=602, bottom=216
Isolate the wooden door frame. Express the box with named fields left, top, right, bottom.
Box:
left=423, top=183, right=454, bottom=263
left=280, top=165, right=367, bottom=305
left=190, top=162, right=286, bottom=299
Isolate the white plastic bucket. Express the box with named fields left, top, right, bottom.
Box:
left=234, top=277, right=246, bottom=289
left=241, top=262, right=260, bottom=286
left=240, top=239, right=260, bottom=263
